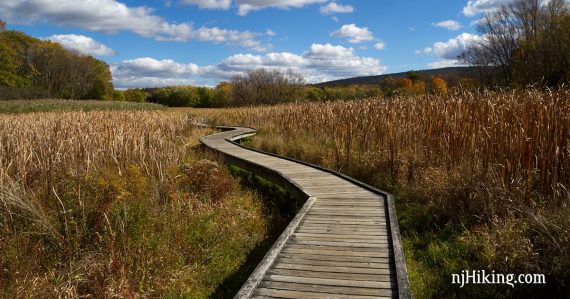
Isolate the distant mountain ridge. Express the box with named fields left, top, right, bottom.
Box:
left=317, top=67, right=478, bottom=86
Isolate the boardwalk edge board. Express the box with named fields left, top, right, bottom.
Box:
left=199, top=125, right=411, bottom=299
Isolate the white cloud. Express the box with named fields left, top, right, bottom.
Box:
left=332, top=16, right=339, bottom=22
left=320, top=2, right=354, bottom=15
left=112, top=43, right=387, bottom=87
left=418, top=47, right=433, bottom=54
left=427, top=33, right=481, bottom=59
left=180, top=0, right=231, bottom=9
left=433, top=20, right=463, bottom=31
left=0, top=0, right=265, bottom=50
left=266, top=29, right=276, bottom=37
left=374, top=41, right=386, bottom=50
left=463, top=0, right=513, bottom=16
left=421, top=33, right=481, bottom=68
left=114, top=77, right=197, bottom=89
left=331, top=24, right=374, bottom=43
left=44, top=34, right=116, bottom=56
left=113, top=57, right=200, bottom=78
left=237, top=0, right=327, bottom=16
left=302, top=43, right=386, bottom=79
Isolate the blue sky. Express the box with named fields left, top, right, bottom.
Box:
left=0, top=0, right=505, bottom=88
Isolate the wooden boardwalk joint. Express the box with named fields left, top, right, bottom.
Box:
left=200, top=126, right=411, bottom=299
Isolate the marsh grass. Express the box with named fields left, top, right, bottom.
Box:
left=191, top=89, right=570, bottom=298
left=0, top=111, right=268, bottom=297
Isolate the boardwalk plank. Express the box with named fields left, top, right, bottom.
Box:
left=258, top=281, right=394, bottom=297
left=277, top=252, right=390, bottom=263
left=276, top=257, right=391, bottom=269
left=264, top=274, right=393, bottom=288
left=267, top=268, right=394, bottom=282
left=254, top=288, right=389, bottom=299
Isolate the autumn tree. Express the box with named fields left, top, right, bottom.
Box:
left=413, top=80, right=426, bottom=95
left=432, top=77, right=447, bottom=95
left=398, top=78, right=413, bottom=92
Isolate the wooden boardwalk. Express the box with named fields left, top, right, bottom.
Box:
left=201, top=126, right=410, bottom=299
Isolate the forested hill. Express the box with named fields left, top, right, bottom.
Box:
left=317, top=67, right=479, bottom=86
left=0, top=23, right=113, bottom=100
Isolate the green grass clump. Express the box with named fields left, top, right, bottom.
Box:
left=0, top=99, right=164, bottom=113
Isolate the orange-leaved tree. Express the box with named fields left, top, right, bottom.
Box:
left=432, top=77, right=447, bottom=95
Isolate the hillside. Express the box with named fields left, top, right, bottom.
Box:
left=317, top=67, right=479, bottom=86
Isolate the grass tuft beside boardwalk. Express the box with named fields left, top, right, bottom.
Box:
left=0, top=99, right=165, bottom=114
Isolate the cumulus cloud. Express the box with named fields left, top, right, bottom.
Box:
left=419, top=33, right=482, bottom=68
left=422, top=33, right=481, bottom=59
left=433, top=20, right=463, bottom=31
left=112, top=43, right=387, bottom=87
left=463, top=0, right=513, bottom=16
left=44, top=34, right=116, bottom=56
left=237, top=0, right=327, bottom=16
left=112, top=57, right=202, bottom=88
left=320, top=2, right=354, bottom=15
left=113, top=57, right=200, bottom=78
left=302, top=43, right=386, bottom=79
left=180, top=0, right=231, bottom=9
left=0, top=0, right=265, bottom=50
left=331, top=24, right=374, bottom=43
left=374, top=41, right=386, bottom=50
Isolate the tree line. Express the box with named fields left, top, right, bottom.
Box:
left=117, top=68, right=455, bottom=107
left=0, top=22, right=113, bottom=100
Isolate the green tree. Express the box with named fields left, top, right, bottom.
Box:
left=112, top=90, right=125, bottom=101
left=0, top=28, right=115, bottom=100
left=124, top=89, right=148, bottom=103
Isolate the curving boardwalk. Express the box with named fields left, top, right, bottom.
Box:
left=201, top=126, right=410, bottom=299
